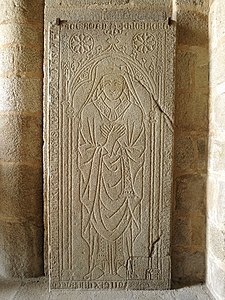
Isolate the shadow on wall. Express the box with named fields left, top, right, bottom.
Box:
left=172, top=7, right=209, bottom=287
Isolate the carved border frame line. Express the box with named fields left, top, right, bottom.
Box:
left=46, top=20, right=176, bottom=290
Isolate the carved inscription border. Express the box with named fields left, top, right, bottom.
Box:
left=47, top=20, right=176, bottom=290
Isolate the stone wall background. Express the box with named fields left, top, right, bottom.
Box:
left=43, top=0, right=175, bottom=279
left=0, top=0, right=44, bottom=278
left=44, top=0, right=209, bottom=286
left=207, top=0, right=225, bottom=299
left=0, top=0, right=210, bottom=289
left=172, top=0, right=209, bottom=285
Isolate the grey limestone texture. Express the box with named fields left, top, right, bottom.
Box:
left=46, top=16, right=176, bottom=290
left=0, top=278, right=215, bottom=300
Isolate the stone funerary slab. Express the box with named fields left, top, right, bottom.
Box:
left=47, top=19, right=176, bottom=290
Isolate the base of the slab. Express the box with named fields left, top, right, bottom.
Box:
left=50, top=279, right=170, bottom=290
left=0, top=277, right=215, bottom=300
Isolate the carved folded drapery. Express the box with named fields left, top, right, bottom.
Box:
left=46, top=19, right=176, bottom=290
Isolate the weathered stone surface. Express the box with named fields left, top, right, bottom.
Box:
left=175, top=89, right=208, bottom=131
left=210, top=0, right=225, bottom=48
left=0, top=278, right=213, bottom=300
left=46, top=19, right=175, bottom=290
left=45, top=0, right=132, bottom=6
left=209, top=137, right=225, bottom=173
left=13, top=279, right=49, bottom=300
left=175, top=174, right=206, bottom=213
left=0, top=0, right=44, bottom=23
left=0, top=0, right=44, bottom=280
left=0, top=46, right=43, bottom=76
left=208, top=177, right=225, bottom=226
left=172, top=250, right=205, bottom=284
left=0, top=23, right=42, bottom=47
left=0, top=164, right=42, bottom=222
left=176, top=50, right=195, bottom=89
left=45, top=8, right=168, bottom=26
left=176, top=0, right=209, bottom=15
left=175, top=10, right=208, bottom=285
left=0, top=77, right=42, bottom=113
left=208, top=224, right=225, bottom=262
left=177, top=11, right=208, bottom=46
left=210, top=42, right=225, bottom=86
left=0, top=0, right=211, bottom=289
left=208, top=1, right=225, bottom=299
left=175, top=46, right=209, bottom=133
left=173, top=211, right=205, bottom=249
left=173, top=214, right=191, bottom=247
left=190, top=214, right=205, bottom=248
left=45, top=0, right=171, bottom=8
left=0, top=221, right=43, bottom=278
left=195, top=64, right=209, bottom=89
left=175, top=135, right=195, bottom=170
left=211, top=93, right=225, bottom=132
left=207, top=258, right=225, bottom=300
left=0, top=280, right=22, bottom=300
left=0, top=114, right=42, bottom=162
left=197, top=136, right=208, bottom=170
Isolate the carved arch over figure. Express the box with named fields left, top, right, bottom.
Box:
left=69, top=52, right=157, bottom=116
left=48, top=20, right=176, bottom=289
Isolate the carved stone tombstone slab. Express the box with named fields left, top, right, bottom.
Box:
left=47, top=19, right=176, bottom=290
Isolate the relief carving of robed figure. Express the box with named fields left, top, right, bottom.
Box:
left=78, top=57, right=146, bottom=280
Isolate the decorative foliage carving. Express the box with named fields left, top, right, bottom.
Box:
left=47, top=20, right=176, bottom=290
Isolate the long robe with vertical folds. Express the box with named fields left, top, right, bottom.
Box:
left=78, top=91, right=146, bottom=279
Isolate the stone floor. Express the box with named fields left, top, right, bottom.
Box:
left=0, top=277, right=215, bottom=300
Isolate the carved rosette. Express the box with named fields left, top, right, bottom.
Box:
left=133, top=33, right=156, bottom=54
left=70, top=33, right=94, bottom=54
left=47, top=20, right=176, bottom=290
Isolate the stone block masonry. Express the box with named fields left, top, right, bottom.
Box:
left=0, top=0, right=44, bottom=278
left=44, top=0, right=209, bottom=288
left=207, top=0, right=225, bottom=299
left=0, top=0, right=211, bottom=288
left=173, top=0, right=209, bottom=285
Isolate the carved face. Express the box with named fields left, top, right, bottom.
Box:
left=102, top=74, right=124, bottom=101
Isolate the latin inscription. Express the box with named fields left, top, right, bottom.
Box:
left=47, top=20, right=176, bottom=290
left=62, top=21, right=170, bottom=31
